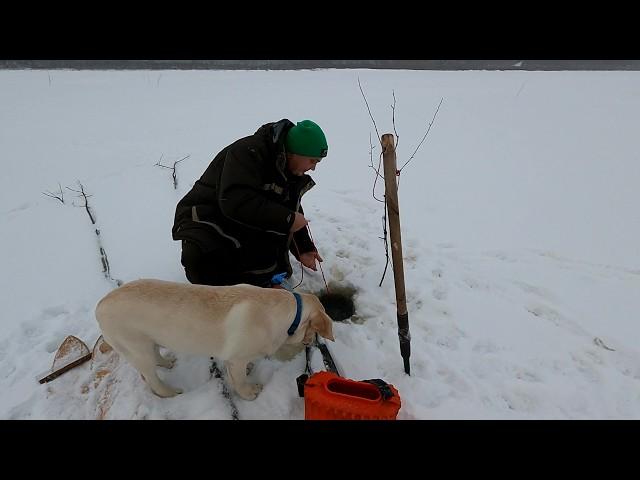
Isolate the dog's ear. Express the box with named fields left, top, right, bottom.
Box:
left=311, top=310, right=335, bottom=342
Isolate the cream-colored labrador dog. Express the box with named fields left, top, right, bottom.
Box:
left=95, top=279, right=334, bottom=400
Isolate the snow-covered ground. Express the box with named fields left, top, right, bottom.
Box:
left=1, top=69, right=638, bottom=419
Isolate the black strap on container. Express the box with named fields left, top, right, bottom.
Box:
left=296, top=373, right=309, bottom=397
left=362, top=378, right=394, bottom=401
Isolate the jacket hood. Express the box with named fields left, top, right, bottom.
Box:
left=255, top=119, right=296, bottom=180
left=255, top=118, right=295, bottom=152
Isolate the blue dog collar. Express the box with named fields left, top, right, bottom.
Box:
left=287, top=292, right=303, bottom=336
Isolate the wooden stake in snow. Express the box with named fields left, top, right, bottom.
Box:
left=382, top=133, right=411, bottom=375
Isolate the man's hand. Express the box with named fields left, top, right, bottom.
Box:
left=299, top=251, right=323, bottom=271
left=290, top=212, right=309, bottom=233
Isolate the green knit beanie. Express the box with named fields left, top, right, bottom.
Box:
left=285, top=120, right=328, bottom=158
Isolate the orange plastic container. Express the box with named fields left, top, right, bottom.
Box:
left=303, top=371, right=401, bottom=420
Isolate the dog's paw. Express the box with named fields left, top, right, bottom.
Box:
left=236, top=383, right=263, bottom=401
left=153, top=385, right=183, bottom=398
left=157, top=356, right=177, bottom=369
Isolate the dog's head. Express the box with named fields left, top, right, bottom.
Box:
left=301, top=294, right=335, bottom=345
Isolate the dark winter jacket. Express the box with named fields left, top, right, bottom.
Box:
left=172, top=119, right=317, bottom=279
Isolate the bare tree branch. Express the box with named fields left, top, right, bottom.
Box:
left=66, top=182, right=95, bottom=224
left=391, top=90, right=400, bottom=153
left=378, top=200, right=390, bottom=287
left=358, top=77, right=382, bottom=147
left=58, top=181, right=122, bottom=286
left=42, top=182, right=65, bottom=204
left=156, top=154, right=190, bottom=189
left=398, top=97, right=443, bottom=173
left=368, top=131, right=376, bottom=169
left=359, top=78, right=389, bottom=204
left=368, top=132, right=385, bottom=203
left=372, top=148, right=386, bottom=202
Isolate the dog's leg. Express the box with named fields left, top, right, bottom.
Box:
left=132, top=356, right=183, bottom=398
left=154, top=344, right=176, bottom=369
left=225, top=359, right=263, bottom=401
left=125, top=342, right=183, bottom=398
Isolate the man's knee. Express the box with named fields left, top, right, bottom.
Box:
left=181, top=240, right=240, bottom=286
left=180, top=240, right=204, bottom=284
left=181, top=240, right=201, bottom=267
